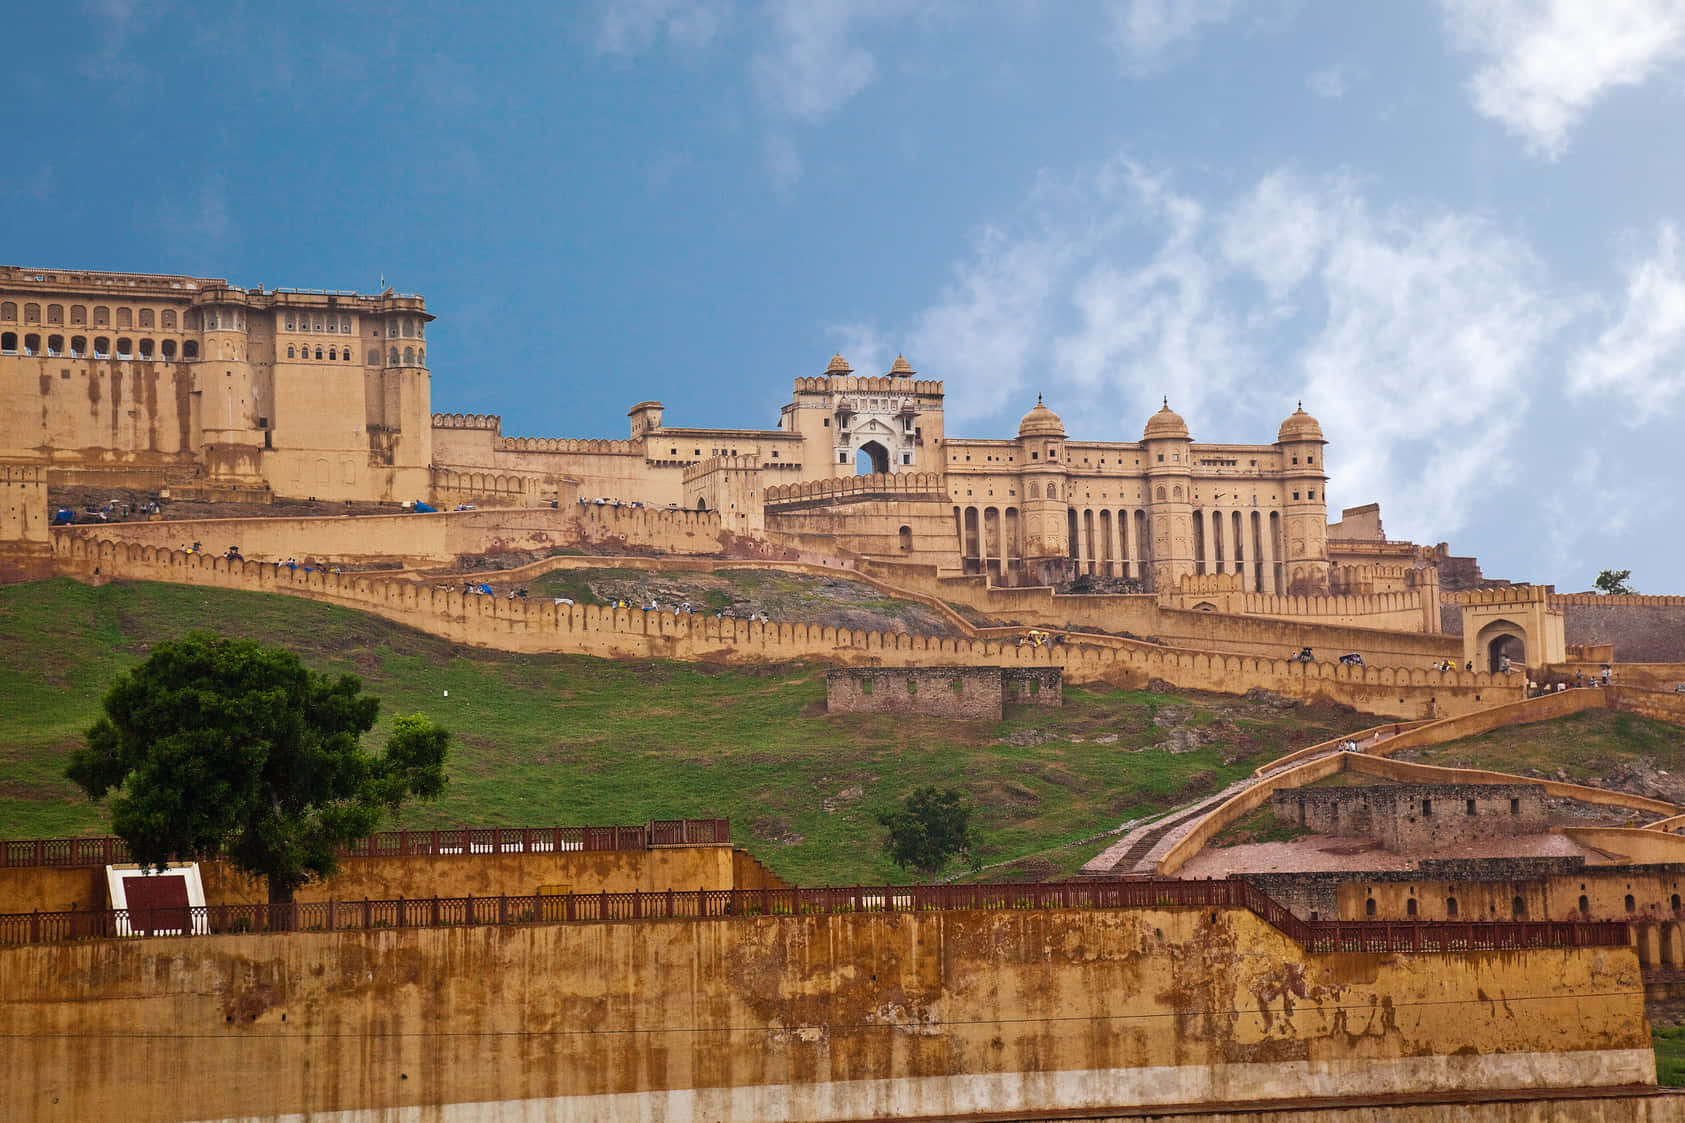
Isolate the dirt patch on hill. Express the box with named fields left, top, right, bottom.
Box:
left=520, top=567, right=966, bottom=637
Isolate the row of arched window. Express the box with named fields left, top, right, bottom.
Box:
left=1, top=302, right=187, bottom=329
left=286, top=313, right=354, bottom=334
left=0, top=332, right=198, bottom=360
left=279, top=345, right=427, bottom=365
left=388, top=317, right=424, bottom=339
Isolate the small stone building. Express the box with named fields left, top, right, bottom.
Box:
left=826, top=666, right=1062, bottom=721
left=1270, top=782, right=1548, bottom=853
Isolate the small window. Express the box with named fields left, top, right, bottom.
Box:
left=1512, top=896, right=1525, bottom=917
left=183, top=341, right=199, bottom=359
left=47, top=304, right=63, bottom=325
left=1509, top=797, right=1519, bottom=814
left=367, top=349, right=379, bottom=365
left=315, top=347, right=324, bottom=360
left=93, top=336, right=110, bottom=357
left=23, top=333, right=40, bottom=354
left=341, top=315, right=351, bottom=332
left=346, top=348, right=354, bottom=361
left=0, top=331, right=15, bottom=353
left=328, top=346, right=337, bottom=360
left=1421, top=798, right=1432, bottom=817
left=161, top=309, right=176, bottom=329
left=286, top=315, right=296, bottom=331
left=1307, top=455, right=1314, bottom=464
left=47, top=334, right=63, bottom=354
left=839, top=453, right=848, bottom=464
left=1406, top=898, right=1417, bottom=917
left=287, top=345, right=296, bottom=358
left=388, top=347, right=399, bottom=364
left=161, top=340, right=176, bottom=359
left=0, top=301, right=15, bottom=321
left=1465, top=798, right=1476, bottom=815
left=24, top=303, right=41, bottom=323
left=71, top=305, right=87, bottom=325
left=1579, top=895, right=1590, bottom=914
left=1292, top=456, right=1299, bottom=464
left=138, top=309, right=154, bottom=328
left=1292, top=492, right=1300, bottom=500
left=1365, top=898, right=1376, bottom=916
left=116, top=307, right=131, bottom=329
left=1446, top=896, right=1458, bottom=917
left=138, top=338, right=154, bottom=358
left=93, top=306, right=110, bottom=327
left=1156, top=453, right=1164, bottom=462
left=1625, top=894, right=1636, bottom=913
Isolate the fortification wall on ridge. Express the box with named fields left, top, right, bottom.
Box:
left=0, top=906, right=1650, bottom=1121
left=50, top=537, right=1519, bottom=719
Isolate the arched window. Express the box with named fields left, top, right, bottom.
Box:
left=1046, top=483, right=1057, bottom=500
left=313, top=315, right=324, bottom=331
left=285, top=315, right=296, bottom=331
left=116, top=307, right=131, bottom=329
left=1626, top=894, right=1637, bottom=913
left=343, top=347, right=352, bottom=361
left=138, top=338, right=154, bottom=358
left=0, top=331, right=15, bottom=353
left=116, top=337, right=132, bottom=357
left=1580, top=895, right=1590, bottom=914
left=161, top=339, right=176, bottom=359
left=0, top=302, right=15, bottom=321
left=47, top=304, right=63, bottom=325
left=1406, top=898, right=1417, bottom=917
left=47, top=334, right=63, bottom=354
left=205, top=312, right=218, bottom=330
left=23, top=333, right=40, bottom=354
left=416, top=348, right=424, bottom=365
left=1155, top=486, right=1167, bottom=500
left=416, top=319, right=424, bottom=338
left=327, top=317, right=337, bottom=333
left=328, top=346, right=336, bottom=360
left=1364, top=898, right=1376, bottom=916
left=367, top=349, right=379, bottom=365
left=93, top=306, right=110, bottom=327
left=71, top=335, right=86, bottom=356
left=1511, top=896, right=1525, bottom=917
left=1446, top=896, right=1458, bottom=917
left=24, top=303, right=41, bottom=323
left=315, top=347, right=324, bottom=360
left=94, top=337, right=110, bottom=357
left=389, top=323, right=399, bottom=338
left=182, top=309, right=198, bottom=330
left=71, top=305, right=87, bottom=325
left=402, top=318, right=414, bottom=337
left=340, top=315, right=351, bottom=332
left=404, top=346, right=414, bottom=365
left=389, top=347, right=399, bottom=364
left=161, top=309, right=176, bottom=329
left=182, top=340, right=198, bottom=359
left=138, top=309, right=154, bottom=328
left=287, top=345, right=295, bottom=358
left=899, top=525, right=912, bottom=551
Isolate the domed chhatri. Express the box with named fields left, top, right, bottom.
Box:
left=1143, top=398, right=1189, bottom=441
left=889, top=354, right=916, bottom=375
left=1277, top=402, right=1324, bottom=444
left=1017, top=394, right=1066, bottom=438
left=825, top=353, right=853, bottom=375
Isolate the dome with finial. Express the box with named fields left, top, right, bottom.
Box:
left=1017, top=394, right=1066, bottom=438
left=825, top=353, right=853, bottom=375
left=1276, top=402, right=1324, bottom=443
left=1143, top=398, right=1189, bottom=440
left=889, top=354, right=915, bottom=375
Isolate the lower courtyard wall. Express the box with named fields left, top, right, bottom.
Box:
left=0, top=906, right=1654, bottom=1122
left=49, top=538, right=1523, bottom=720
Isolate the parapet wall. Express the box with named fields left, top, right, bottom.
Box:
left=0, top=904, right=1650, bottom=1121
left=51, top=537, right=1520, bottom=719
left=764, top=471, right=946, bottom=505
left=824, top=665, right=1061, bottom=720
left=1271, top=782, right=1549, bottom=852
left=430, top=412, right=502, bottom=432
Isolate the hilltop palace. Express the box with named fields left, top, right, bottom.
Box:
left=0, top=265, right=1413, bottom=594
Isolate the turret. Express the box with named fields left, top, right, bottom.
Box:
left=1275, top=403, right=1329, bottom=594
left=1017, top=395, right=1071, bottom=583
left=1142, top=399, right=1194, bottom=592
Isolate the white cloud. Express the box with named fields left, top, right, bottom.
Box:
left=861, top=160, right=1573, bottom=543
left=750, top=0, right=916, bottom=122
left=1567, top=222, right=1685, bottom=409
left=595, top=0, right=729, bottom=55
left=1305, top=63, right=1355, bottom=99
left=1440, top=0, right=1685, bottom=159
left=1105, top=0, right=1237, bottom=75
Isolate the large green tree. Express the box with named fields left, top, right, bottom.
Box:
left=877, top=786, right=976, bottom=879
left=66, top=632, right=450, bottom=905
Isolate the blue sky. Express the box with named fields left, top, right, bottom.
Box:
left=7, top=1, right=1685, bottom=591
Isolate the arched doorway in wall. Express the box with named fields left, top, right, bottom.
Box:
left=1474, top=618, right=1527, bottom=673
left=855, top=441, right=890, bottom=475
left=696, top=498, right=708, bottom=512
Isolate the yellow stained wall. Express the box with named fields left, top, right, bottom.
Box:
left=0, top=906, right=1652, bottom=1122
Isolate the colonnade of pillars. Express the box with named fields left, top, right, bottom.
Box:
left=1063, top=508, right=1152, bottom=582
left=1187, top=507, right=1284, bottom=594
left=1635, top=921, right=1685, bottom=967
left=956, top=506, right=1021, bottom=576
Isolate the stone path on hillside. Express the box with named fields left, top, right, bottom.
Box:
left=1079, top=728, right=1397, bottom=878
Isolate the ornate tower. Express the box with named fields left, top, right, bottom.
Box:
left=1276, top=404, right=1330, bottom=594
left=1017, top=396, right=1072, bottom=585
left=194, top=289, right=264, bottom=482
left=1142, top=401, right=1195, bottom=593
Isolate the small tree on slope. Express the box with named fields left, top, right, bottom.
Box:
left=66, top=631, right=450, bottom=905
left=877, top=786, right=976, bottom=880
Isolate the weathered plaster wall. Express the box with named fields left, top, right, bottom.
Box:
left=1270, top=783, right=1548, bottom=852
left=0, top=846, right=780, bottom=915
left=0, top=907, right=1653, bottom=1122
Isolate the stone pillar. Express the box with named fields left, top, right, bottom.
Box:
left=1637, top=923, right=1661, bottom=967
left=1259, top=513, right=1277, bottom=595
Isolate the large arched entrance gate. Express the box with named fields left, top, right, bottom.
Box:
left=1459, top=587, right=1565, bottom=675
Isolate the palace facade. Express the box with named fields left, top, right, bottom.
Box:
left=2, top=267, right=1344, bottom=592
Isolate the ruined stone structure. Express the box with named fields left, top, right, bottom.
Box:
left=825, top=665, right=1062, bottom=720
left=1270, top=782, right=1549, bottom=853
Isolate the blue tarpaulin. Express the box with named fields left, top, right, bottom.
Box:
left=412, top=501, right=437, bottom=513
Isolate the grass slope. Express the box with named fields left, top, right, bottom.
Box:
left=1396, top=710, right=1685, bottom=783
left=0, top=579, right=1379, bottom=885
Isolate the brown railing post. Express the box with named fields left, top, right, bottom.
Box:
left=600, top=889, right=608, bottom=922
left=498, top=894, right=507, bottom=926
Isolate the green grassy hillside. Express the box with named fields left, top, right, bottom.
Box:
left=0, top=578, right=1376, bottom=885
